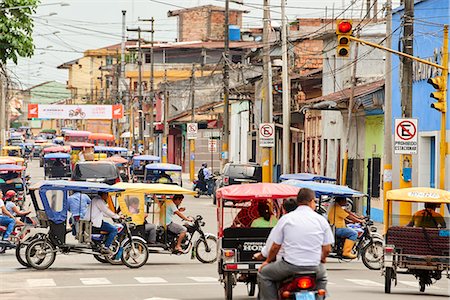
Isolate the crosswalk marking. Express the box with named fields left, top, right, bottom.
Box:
left=135, top=277, right=168, bottom=284
left=345, top=279, right=383, bottom=287
left=26, top=279, right=56, bottom=287
left=80, top=278, right=112, bottom=285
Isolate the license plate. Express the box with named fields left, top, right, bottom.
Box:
left=295, top=291, right=316, bottom=300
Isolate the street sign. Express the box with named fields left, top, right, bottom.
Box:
left=187, top=123, right=198, bottom=140
left=259, top=123, right=275, bottom=147
left=394, top=118, right=418, bottom=154
left=208, top=139, right=217, bottom=153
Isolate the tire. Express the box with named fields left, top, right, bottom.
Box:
left=121, top=238, right=148, bottom=268
left=15, top=242, right=30, bottom=267
left=361, top=239, right=384, bottom=270
left=247, top=281, right=256, bottom=296
left=419, top=282, right=426, bottom=292
left=346, top=199, right=354, bottom=212
left=224, top=272, right=234, bottom=300
left=25, top=238, right=56, bottom=270
left=93, top=254, right=109, bottom=264
left=384, top=267, right=393, bottom=294
left=195, top=235, right=218, bottom=264
left=194, top=188, right=200, bottom=198
left=104, top=240, right=122, bottom=265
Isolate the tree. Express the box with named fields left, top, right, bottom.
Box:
left=0, top=0, right=39, bottom=64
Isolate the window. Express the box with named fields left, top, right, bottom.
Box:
left=46, top=190, right=64, bottom=212
left=125, top=195, right=140, bottom=215
left=105, top=56, right=114, bottom=65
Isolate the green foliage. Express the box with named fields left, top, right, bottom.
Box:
left=0, top=0, right=39, bottom=64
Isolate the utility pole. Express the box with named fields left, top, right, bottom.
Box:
left=189, top=65, right=196, bottom=181
left=127, top=26, right=152, bottom=154
left=120, top=11, right=131, bottom=149
left=0, top=74, right=5, bottom=149
left=222, top=0, right=230, bottom=167
left=281, top=0, right=291, bottom=174
left=399, top=0, right=414, bottom=224
left=383, top=0, right=393, bottom=229
left=162, top=68, right=169, bottom=163
left=139, top=17, right=155, bottom=154
left=262, top=0, right=272, bottom=182
left=439, top=25, right=448, bottom=200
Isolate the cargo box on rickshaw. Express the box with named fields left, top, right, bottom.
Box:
left=216, top=183, right=300, bottom=300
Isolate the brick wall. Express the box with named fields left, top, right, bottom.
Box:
left=294, top=39, right=324, bottom=74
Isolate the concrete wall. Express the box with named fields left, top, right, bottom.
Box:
left=230, top=101, right=250, bottom=164
left=321, top=110, right=344, bottom=180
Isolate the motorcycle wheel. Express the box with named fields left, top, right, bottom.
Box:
left=15, top=242, right=30, bottom=267
left=25, top=238, right=56, bottom=270
left=121, top=238, right=148, bottom=268
left=104, top=240, right=122, bottom=265
left=194, top=188, right=200, bottom=198
left=194, top=235, right=218, bottom=263
left=224, top=272, right=234, bottom=300
left=361, top=239, right=384, bottom=270
left=384, top=267, right=394, bottom=294
left=93, top=254, right=109, bottom=264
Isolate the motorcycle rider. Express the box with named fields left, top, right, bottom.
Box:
left=328, top=197, right=365, bottom=259
left=166, top=194, right=193, bottom=253
left=197, top=163, right=211, bottom=195
left=4, top=190, right=31, bottom=223
left=257, top=188, right=334, bottom=300
left=0, top=190, right=24, bottom=247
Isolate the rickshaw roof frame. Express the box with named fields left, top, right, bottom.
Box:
left=0, top=164, right=26, bottom=171
left=281, top=180, right=366, bottom=198
left=44, top=153, right=71, bottom=159
left=279, top=173, right=336, bottom=182
left=30, top=180, right=125, bottom=193
left=133, top=155, right=161, bottom=162
left=0, top=156, right=24, bottom=163
left=386, top=187, right=450, bottom=204
left=69, top=142, right=95, bottom=148
left=113, top=182, right=196, bottom=195
left=145, top=163, right=182, bottom=172
left=42, top=146, right=71, bottom=153
left=216, top=182, right=301, bottom=201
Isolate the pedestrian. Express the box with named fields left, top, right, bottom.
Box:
left=68, top=192, right=91, bottom=235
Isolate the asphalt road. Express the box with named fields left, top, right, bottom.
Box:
left=0, top=160, right=448, bottom=300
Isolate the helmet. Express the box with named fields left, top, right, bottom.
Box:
left=5, top=190, right=17, bottom=200
left=202, top=162, right=207, bottom=167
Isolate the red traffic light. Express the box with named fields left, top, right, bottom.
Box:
left=338, top=21, right=352, bottom=33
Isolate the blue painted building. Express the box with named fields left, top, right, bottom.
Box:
left=392, top=0, right=450, bottom=191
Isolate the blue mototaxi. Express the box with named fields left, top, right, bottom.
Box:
left=279, top=173, right=336, bottom=182
left=43, top=153, right=71, bottom=180
left=25, top=180, right=149, bottom=270
left=145, top=163, right=183, bottom=186
left=131, top=155, right=161, bottom=182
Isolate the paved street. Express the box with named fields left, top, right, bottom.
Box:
left=0, top=161, right=448, bottom=300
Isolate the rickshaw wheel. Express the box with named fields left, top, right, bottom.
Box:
left=247, top=281, right=256, bottom=296
left=15, top=242, right=30, bottom=267
left=194, top=236, right=218, bottom=264
left=224, top=272, right=234, bottom=300
left=121, top=239, right=149, bottom=268
left=361, top=239, right=384, bottom=270
left=25, top=238, right=56, bottom=270
left=384, top=267, right=393, bottom=294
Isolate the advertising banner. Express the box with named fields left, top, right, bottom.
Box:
left=27, top=104, right=124, bottom=120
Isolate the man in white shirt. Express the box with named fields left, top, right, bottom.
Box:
left=257, top=188, right=334, bottom=300
left=83, top=192, right=121, bottom=253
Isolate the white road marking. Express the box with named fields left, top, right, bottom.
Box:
left=144, top=298, right=180, bottom=300
left=398, top=281, right=440, bottom=290
left=135, top=277, right=168, bottom=284
left=80, top=278, right=112, bottom=285
left=345, top=279, right=383, bottom=287
left=24, top=282, right=218, bottom=290
left=26, top=279, right=56, bottom=287
left=187, top=276, right=218, bottom=282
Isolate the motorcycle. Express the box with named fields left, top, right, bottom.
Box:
left=278, top=272, right=326, bottom=300
left=193, top=179, right=211, bottom=198
left=149, top=215, right=218, bottom=264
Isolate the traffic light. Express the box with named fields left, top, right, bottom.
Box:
left=336, top=20, right=353, bottom=57
left=427, top=75, right=447, bottom=112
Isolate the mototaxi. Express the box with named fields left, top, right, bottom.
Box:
left=24, top=180, right=149, bottom=270
left=103, top=155, right=130, bottom=182
left=144, top=163, right=183, bottom=186
left=282, top=180, right=384, bottom=270
left=131, top=155, right=160, bottom=182
left=43, top=153, right=72, bottom=180
left=40, top=145, right=71, bottom=167
left=383, top=187, right=450, bottom=294
left=0, top=164, right=26, bottom=201
left=1, top=146, right=23, bottom=157
left=216, top=183, right=301, bottom=300
left=112, top=182, right=217, bottom=263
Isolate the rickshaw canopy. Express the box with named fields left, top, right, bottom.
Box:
left=43, top=146, right=71, bottom=153
left=30, top=180, right=125, bottom=193
left=44, top=153, right=71, bottom=159
left=0, top=158, right=16, bottom=164
left=216, top=183, right=300, bottom=201
left=133, top=155, right=161, bottom=162
left=69, top=142, right=95, bottom=149
left=0, top=156, right=25, bottom=164
left=386, top=187, right=450, bottom=204
left=2, top=146, right=21, bottom=151
left=104, top=156, right=128, bottom=164
left=113, top=182, right=196, bottom=195
left=0, top=164, right=26, bottom=172
left=282, top=180, right=365, bottom=197
left=145, top=163, right=182, bottom=172
left=279, top=173, right=336, bottom=182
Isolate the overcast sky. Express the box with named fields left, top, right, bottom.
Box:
left=7, top=0, right=400, bottom=89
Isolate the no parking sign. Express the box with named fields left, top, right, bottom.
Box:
left=394, top=118, right=418, bottom=154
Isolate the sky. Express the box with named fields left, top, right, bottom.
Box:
left=7, top=0, right=402, bottom=89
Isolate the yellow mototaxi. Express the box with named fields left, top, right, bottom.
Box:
left=383, top=187, right=450, bottom=294
left=0, top=156, right=25, bottom=166
left=1, top=146, right=23, bottom=157
left=112, top=182, right=217, bottom=263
